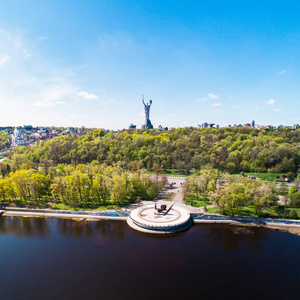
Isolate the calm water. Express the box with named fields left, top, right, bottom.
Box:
left=1, top=217, right=300, bottom=300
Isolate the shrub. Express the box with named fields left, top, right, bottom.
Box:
left=289, top=209, right=298, bottom=220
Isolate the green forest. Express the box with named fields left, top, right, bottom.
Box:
left=0, top=162, right=165, bottom=210
left=1, top=126, right=300, bottom=216
left=6, top=127, right=300, bottom=175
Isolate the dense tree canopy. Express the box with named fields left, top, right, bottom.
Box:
left=8, top=127, right=300, bottom=174
left=0, top=132, right=9, bottom=150
left=183, top=167, right=300, bottom=218
left=0, top=163, right=166, bottom=208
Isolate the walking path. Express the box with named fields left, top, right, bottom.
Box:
left=156, top=176, right=185, bottom=202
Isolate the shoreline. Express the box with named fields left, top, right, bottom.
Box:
left=2, top=207, right=300, bottom=236
left=193, top=218, right=300, bottom=236
left=1, top=207, right=128, bottom=221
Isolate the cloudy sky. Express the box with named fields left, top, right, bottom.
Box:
left=0, top=0, right=299, bottom=129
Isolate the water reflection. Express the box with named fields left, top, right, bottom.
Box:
left=56, top=219, right=125, bottom=241
left=0, top=216, right=273, bottom=250
left=0, top=216, right=128, bottom=241
left=204, top=224, right=269, bottom=252
left=0, top=216, right=50, bottom=238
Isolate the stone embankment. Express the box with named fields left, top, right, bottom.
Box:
left=2, top=208, right=300, bottom=236
left=2, top=207, right=128, bottom=221
left=193, top=213, right=300, bottom=236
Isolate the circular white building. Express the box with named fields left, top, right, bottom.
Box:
left=127, top=204, right=192, bottom=234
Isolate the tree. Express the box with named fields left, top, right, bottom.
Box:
left=252, top=183, right=276, bottom=216
left=10, top=169, right=33, bottom=202
left=110, top=174, right=127, bottom=204
left=277, top=183, right=289, bottom=206
left=151, top=163, right=163, bottom=182
left=0, top=178, right=7, bottom=202
left=51, top=176, right=68, bottom=203
left=225, top=183, right=247, bottom=216
left=92, top=173, right=110, bottom=204
left=289, top=191, right=300, bottom=208
left=28, top=173, right=47, bottom=204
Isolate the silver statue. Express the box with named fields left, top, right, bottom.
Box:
left=142, top=96, right=153, bottom=129
left=142, top=98, right=152, bottom=121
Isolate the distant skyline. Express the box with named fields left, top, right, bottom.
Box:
left=0, top=0, right=299, bottom=129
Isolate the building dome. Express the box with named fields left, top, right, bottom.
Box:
left=14, top=128, right=20, bottom=136
left=11, top=128, right=25, bottom=147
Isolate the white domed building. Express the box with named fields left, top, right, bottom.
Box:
left=11, top=128, right=26, bottom=147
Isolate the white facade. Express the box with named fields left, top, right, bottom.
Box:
left=11, top=128, right=26, bottom=147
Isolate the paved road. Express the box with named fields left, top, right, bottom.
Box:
left=156, top=176, right=186, bottom=203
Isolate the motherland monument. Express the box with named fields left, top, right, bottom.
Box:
left=141, top=95, right=153, bottom=129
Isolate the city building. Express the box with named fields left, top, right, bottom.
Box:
left=199, top=122, right=208, bottom=128
left=129, top=123, right=137, bottom=129
left=158, top=125, right=168, bottom=130
left=11, top=128, right=26, bottom=147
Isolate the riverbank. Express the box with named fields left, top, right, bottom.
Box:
left=2, top=206, right=300, bottom=236
left=1, top=207, right=128, bottom=221
left=194, top=217, right=300, bottom=236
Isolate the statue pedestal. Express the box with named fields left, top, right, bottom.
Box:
left=127, top=203, right=192, bottom=234
left=142, top=120, right=153, bottom=129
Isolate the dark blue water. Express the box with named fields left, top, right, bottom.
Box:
left=1, top=217, right=300, bottom=300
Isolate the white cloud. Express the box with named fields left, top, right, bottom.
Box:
left=207, top=93, right=219, bottom=99
left=265, top=99, right=275, bottom=105
left=33, top=101, right=66, bottom=107
left=214, top=109, right=223, bottom=112
left=233, top=105, right=237, bottom=109
left=228, top=96, right=232, bottom=99
left=78, top=91, right=98, bottom=100
left=197, top=93, right=220, bottom=102
left=211, top=103, right=222, bottom=106
left=274, top=108, right=282, bottom=112
left=255, top=106, right=259, bottom=109
left=197, top=97, right=208, bottom=102
left=0, top=54, right=10, bottom=65
left=30, top=76, right=78, bottom=108
left=278, top=70, right=286, bottom=75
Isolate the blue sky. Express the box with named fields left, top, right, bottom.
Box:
left=0, top=0, right=299, bottom=129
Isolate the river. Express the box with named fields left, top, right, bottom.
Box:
left=1, top=216, right=300, bottom=300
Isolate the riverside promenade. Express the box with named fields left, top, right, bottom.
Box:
left=1, top=207, right=129, bottom=220
left=2, top=206, right=300, bottom=233
left=2, top=174, right=300, bottom=235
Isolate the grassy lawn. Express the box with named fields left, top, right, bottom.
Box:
left=3, top=159, right=12, bottom=164
left=3, top=197, right=136, bottom=211
left=206, top=207, right=221, bottom=214
left=147, top=169, right=189, bottom=177
left=164, top=192, right=176, bottom=201
left=51, top=202, right=123, bottom=211
left=206, top=204, right=300, bottom=219
left=183, top=195, right=213, bottom=207
left=244, top=172, right=284, bottom=181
